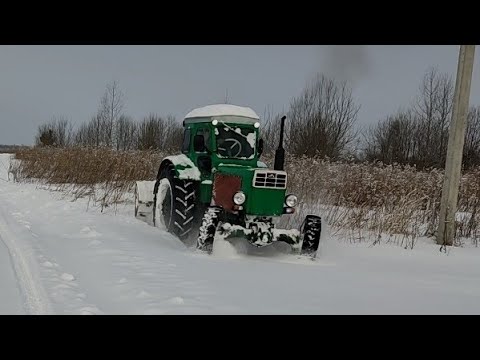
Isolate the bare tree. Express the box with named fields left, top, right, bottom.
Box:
left=162, top=115, right=183, bottom=152
left=287, top=74, right=360, bottom=158
left=73, top=115, right=102, bottom=148
left=136, top=114, right=164, bottom=150
left=463, top=106, right=480, bottom=169
left=363, top=110, right=417, bottom=164
left=135, top=114, right=183, bottom=151
left=260, top=105, right=282, bottom=155
left=74, top=121, right=91, bottom=147
left=413, top=67, right=453, bottom=168
left=91, top=80, right=126, bottom=148
left=35, top=116, right=73, bottom=147
left=115, top=115, right=137, bottom=151
left=361, top=68, right=455, bottom=169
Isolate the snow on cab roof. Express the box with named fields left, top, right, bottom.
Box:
left=184, top=104, right=260, bottom=120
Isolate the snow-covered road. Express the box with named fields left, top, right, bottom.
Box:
left=2, top=153, right=480, bottom=314
left=0, top=233, right=25, bottom=314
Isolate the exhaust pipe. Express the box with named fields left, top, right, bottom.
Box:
left=274, top=115, right=286, bottom=171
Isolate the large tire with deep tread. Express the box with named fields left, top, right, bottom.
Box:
left=300, top=215, right=322, bottom=256
left=153, top=164, right=199, bottom=241
left=197, top=207, right=222, bottom=253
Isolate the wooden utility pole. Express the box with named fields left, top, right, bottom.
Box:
left=437, top=45, right=476, bottom=246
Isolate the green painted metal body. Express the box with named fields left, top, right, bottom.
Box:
left=179, top=115, right=287, bottom=217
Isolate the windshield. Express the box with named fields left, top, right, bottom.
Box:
left=215, top=124, right=256, bottom=159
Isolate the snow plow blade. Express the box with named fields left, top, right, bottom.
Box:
left=134, top=181, right=156, bottom=221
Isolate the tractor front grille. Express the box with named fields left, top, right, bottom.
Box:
left=253, top=170, right=287, bottom=189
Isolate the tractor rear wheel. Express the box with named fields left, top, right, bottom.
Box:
left=153, top=164, right=199, bottom=241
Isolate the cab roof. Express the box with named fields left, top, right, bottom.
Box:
left=184, top=104, right=260, bottom=125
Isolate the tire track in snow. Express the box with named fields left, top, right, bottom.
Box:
left=0, top=205, right=54, bottom=315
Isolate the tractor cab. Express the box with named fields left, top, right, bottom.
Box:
left=182, top=106, right=263, bottom=175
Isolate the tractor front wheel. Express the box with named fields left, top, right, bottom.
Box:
left=197, top=207, right=223, bottom=253
left=300, top=215, right=322, bottom=257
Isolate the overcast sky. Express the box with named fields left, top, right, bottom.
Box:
left=1, top=45, right=479, bottom=145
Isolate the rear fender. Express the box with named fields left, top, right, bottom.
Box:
left=157, top=155, right=201, bottom=181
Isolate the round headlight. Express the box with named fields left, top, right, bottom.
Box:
left=212, top=119, right=218, bottom=126
left=254, top=122, right=260, bottom=128
left=233, top=191, right=246, bottom=205
left=285, top=194, right=298, bottom=208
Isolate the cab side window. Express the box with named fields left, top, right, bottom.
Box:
left=182, top=129, right=191, bottom=153
left=196, top=128, right=210, bottom=152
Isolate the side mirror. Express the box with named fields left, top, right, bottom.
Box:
left=193, top=134, right=205, bottom=152
left=258, top=138, right=264, bottom=157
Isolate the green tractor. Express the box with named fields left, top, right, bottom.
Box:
left=134, top=104, right=322, bottom=257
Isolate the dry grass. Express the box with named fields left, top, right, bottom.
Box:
left=273, top=155, right=480, bottom=246
left=11, top=148, right=480, bottom=246
left=12, top=147, right=166, bottom=210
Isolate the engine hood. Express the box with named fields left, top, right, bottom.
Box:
left=213, top=163, right=288, bottom=217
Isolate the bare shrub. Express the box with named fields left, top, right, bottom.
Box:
left=115, top=115, right=137, bottom=151
left=136, top=114, right=183, bottom=151
left=363, top=110, right=417, bottom=164
left=35, top=116, right=73, bottom=148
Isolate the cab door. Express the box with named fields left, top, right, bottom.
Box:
left=191, top=126, right=212, bottom=179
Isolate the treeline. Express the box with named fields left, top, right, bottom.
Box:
left=262, top=68, right=480, bottom=170
left=35, top=68, right=480, bottom=170
left=363, top=68, right=480, bottom=170
left=0, top=144, right=29, bottom=153
left=35, top=81, right=183, bottom=152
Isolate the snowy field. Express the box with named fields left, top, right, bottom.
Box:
left=1, top=153, right=480, bottom=314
